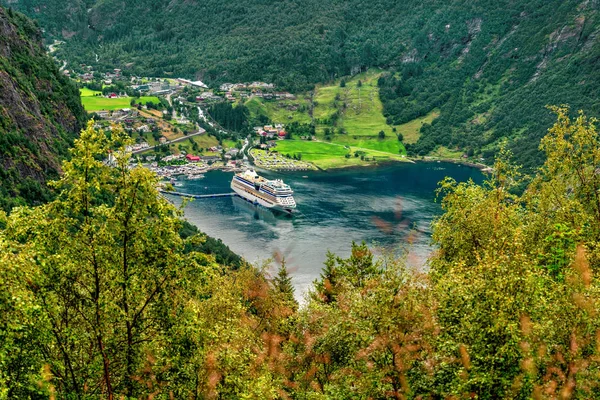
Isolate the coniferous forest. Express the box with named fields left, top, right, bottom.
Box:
left=1, top=2, right=600, bottom=399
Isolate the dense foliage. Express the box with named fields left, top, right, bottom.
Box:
left=378, top=2, right=600, bottom=169
left=2, top=108, right=600, bottom=398
left=207, top=103, right=249, bottom=133
left=179, top=220, right=244, bottom=269
left=0, top=7, right=86, bottom=212
left=5, top=0, right=600, bottom=166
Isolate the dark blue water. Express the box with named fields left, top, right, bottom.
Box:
left=167, top=162, right=484, bottom=299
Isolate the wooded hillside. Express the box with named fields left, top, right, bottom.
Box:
left=6, top=0, right=599, bottom=166
left=0, top=7, right=86, bottom=211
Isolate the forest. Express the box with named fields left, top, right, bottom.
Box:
left=2, top=109, right=600, bottom=398
left=0, top=7, right=86, bottom=212
left=6, top=0, right=599, bottom=167
left=2, top=3, right=600, bottom=398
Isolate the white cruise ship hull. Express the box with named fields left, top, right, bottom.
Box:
left=231, top=182, right=295, bottom=213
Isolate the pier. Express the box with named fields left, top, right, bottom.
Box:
left=160, top=190, right=237, bottom=199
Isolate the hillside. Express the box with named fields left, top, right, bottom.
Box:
left=0, top=7, right=86, bottom=212
left=247, top=71, right=410, bottom=169
left=4, top=0, right=600, bottom=166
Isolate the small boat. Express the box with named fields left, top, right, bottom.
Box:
left=187, top=174, right=205, bottom=180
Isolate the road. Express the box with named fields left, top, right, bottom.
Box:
left=48, top=41, right=67, bottom=71
left=132, top=127, right=206, bottom=154
left=241, top=137, right=250, bottom=161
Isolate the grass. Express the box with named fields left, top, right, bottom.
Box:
left=336, top=71, right=391, bottom=137
left=80, top=87, right=101, bottom=97
left=82, top=97, right=131, bottom=111
left=135, top=96, right=162, bottom=106
left=394, top=109, right=440, bottom=144
left=242, top=69, right=442, bottom=169
left=81, top=95, right=161, bottom=111
left=430, top=146, right=464, bottom=159
left=222, top=139, right=239, bottom=149
left=274, top=139, right=407, bottom=169
left=245, top=96, right=312, bottom=125
left=331, top=136, right=404, bottom=154
left=174, top=135, right=220, bottom=155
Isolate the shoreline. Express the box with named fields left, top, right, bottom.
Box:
left=415, top=157, right=493, bottom=172
left=249, top=155, right=493, bottom=174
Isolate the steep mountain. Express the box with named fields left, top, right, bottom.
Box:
left=5, top=0, right=599, bottom=167
left=378, top=0, right=600, bottom=168
left=0, top=7, right=86, bottom=211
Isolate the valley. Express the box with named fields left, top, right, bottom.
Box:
left=2, top=3, right=600, bottom=399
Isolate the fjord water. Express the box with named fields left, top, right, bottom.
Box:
left=168, top=162, right=484, bottom=298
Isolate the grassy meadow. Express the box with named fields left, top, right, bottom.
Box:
left=394, top=109, right=440, bottom=144
left=80, top=88, right=161, bottom=111
left=245, top=95, right=312, bottom=125
left=245, top=70, right=439, bottom=169
left=274, top=139, right=407, bottom=169
left=175, top=135, right=220, bottom=155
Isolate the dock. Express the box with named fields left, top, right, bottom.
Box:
left=160, top=190, right=237, bottom=199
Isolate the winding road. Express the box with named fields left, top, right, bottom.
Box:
left=132, top=127, right=206, bottom=154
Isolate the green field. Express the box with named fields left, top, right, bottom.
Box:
left=245, top=95, right=312, bottom=125
left=243, top=70, right=442, bottom=168
left=394, top=109, right=440, bottom=144
left=274, top=139, right=407, bottom=169
left=81, top=95, right=161, bottom=111
left=222, top=139, right=239, bottom=149
left=176, top=135, right=220, bottom=154
left=79, top=87, right=101, bottom=97
left=331, top=136, right=404, bottom=154
left=429, top=145, right=464, bottom=159
left=316, top=70, right=393, bottom=137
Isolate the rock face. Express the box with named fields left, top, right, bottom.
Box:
left=0, top=7, right=86, bottom=211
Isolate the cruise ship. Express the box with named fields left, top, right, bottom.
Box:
left=231, top=169, right=296, bottom=213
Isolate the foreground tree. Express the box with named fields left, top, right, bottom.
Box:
left=0, top=122, right=212, bottom=398
left=430, top=108, right=600, bottom=398
left=3, top=109, right=600, bottom=398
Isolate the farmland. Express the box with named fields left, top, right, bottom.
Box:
left=79, top=88, right=161, bottom=111
left=273, top=139, right=407, bottom=169
left=246, top=70, right=421, bottom=169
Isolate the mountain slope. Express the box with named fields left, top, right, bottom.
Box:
left=0, top=7, right=86, bottom=211
left=6, top=0, right=600, bottom=167
left=377, top=0, right=600, bottom=168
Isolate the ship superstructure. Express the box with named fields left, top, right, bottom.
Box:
left=231, top=169, right=296, bottom=213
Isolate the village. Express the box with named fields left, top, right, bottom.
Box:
left=64, top=62, right=318, bottom=175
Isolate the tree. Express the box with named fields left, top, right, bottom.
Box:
left=429, top=119, right=600, bottom=397
left=378, top=130, right=385, bottom=139
left=0, top=121, right=206, bottom=398
left=272, top=260, right=297, bottom=310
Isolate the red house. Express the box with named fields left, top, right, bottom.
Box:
left=186, top=154, right=201, bottom=162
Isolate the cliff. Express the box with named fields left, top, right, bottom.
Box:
left=0, top=7, right=86, bottom=211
